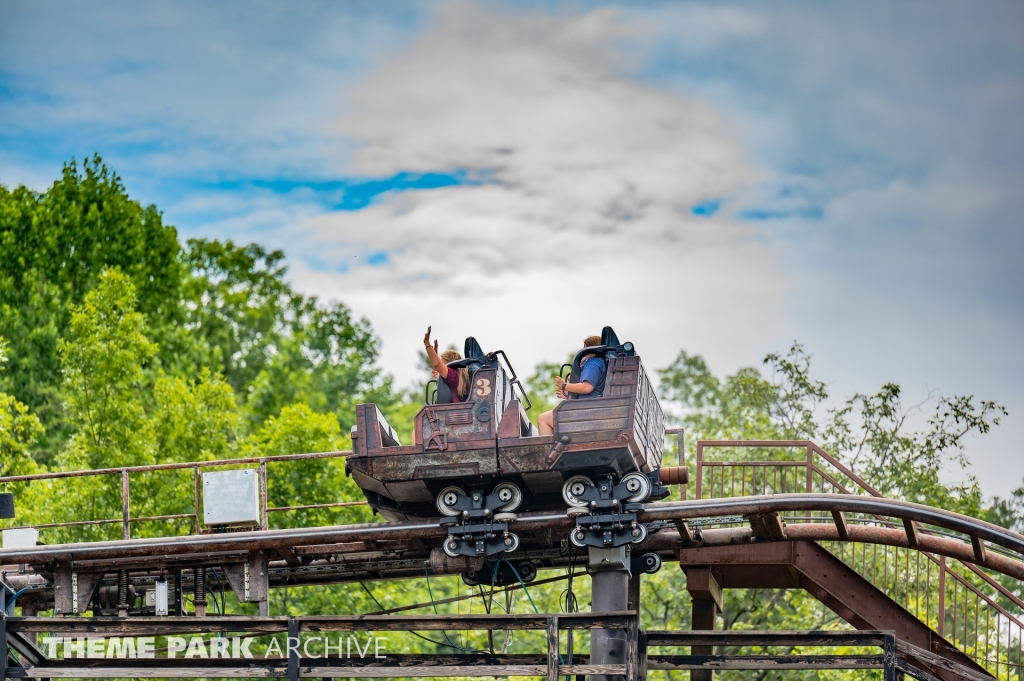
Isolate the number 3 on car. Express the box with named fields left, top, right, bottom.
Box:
left=475, top=377, right=491, bottom=396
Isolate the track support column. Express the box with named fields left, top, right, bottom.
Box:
left=590, top=547, right=631, bottom=681
left=1, top=615, right=7, bottom=681
left=685, top=567, right=722, bottom=681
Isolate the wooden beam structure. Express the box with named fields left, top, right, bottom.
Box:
left=3, top=617, right=936, bottom=680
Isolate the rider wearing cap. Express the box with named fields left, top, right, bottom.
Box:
left=537, top=335, right=606, bottom=435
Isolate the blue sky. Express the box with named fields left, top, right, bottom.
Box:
left=1, top=0, right=1022, bottom=495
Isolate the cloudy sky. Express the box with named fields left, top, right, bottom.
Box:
left=2, top=1, right=1022, bottom=496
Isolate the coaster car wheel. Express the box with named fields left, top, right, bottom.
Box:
left=501, top=532, right=520, bottom=553
left=629, top=523, right=648, bottom=544
left=515, top=561, right=537, bottom=583
left=443, top=537, right=461, bottom=557
left=639, top=552, right=662, bottom=574
left=570, top=527, right=588, bottom=548
left=621, top=473, right=652, bottom=503
left=562, top=475, right=594, bottom=507
left=437, top=486, right=466, bottom=517
left=493, top=482, right=523, bottom=512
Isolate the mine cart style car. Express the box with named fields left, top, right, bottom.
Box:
left=346, top=327, right=667, bottom=559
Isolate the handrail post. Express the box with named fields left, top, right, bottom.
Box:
left=120, top=469, right=130, bottom=541
left=695, top=442, right=704, bottom=500
left=883, top=632, right=896, bottom=681
left=546, top=615, right=559, bottom=681
left=677, top=429, right=686, bottom=501
left=805, top=445, right=813, bottom=493
left=806, top=445, right=813, bottom=522
left=676, top=428, right=685, bottom=468
left=193, top=467, right=202, bottom=534
left=938, top=556, right=946, bottom=637
left=626, top=613, right=640, bottom=681
left=259, top=461, right=269, bottom=531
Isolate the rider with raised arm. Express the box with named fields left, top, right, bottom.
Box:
left=423, top=326, right=470, bottom=402
left=537, top=335, right=606, bottom=435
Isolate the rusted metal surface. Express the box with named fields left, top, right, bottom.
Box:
left=676, top=541, right=988, bottom=681
left=0, top=450, right=355, bottom=541
left=0, top=450, right=352, bottom=483
left=641, top=494, right=1024, bottom=554
left=694, top=440, right=882, bottom=499
left=8, top=611, right=636, bottom=635
left=687, top=440, right=1023, bottom=679
left=3, top=496, right=1023, bottom=580
left=658, top=466, right=688, bottom=485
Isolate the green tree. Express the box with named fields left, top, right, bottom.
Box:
left=151, top=369, right=241, bottom=463
left=0, top=337, right=43, bottom=477
left=0, top=155, right=183, bottom=460
left=57, top=268, right=157, bottom=470
left=179, top=239, right=292, bottom=391
left=823, top=385, right=1003, bottom=516
left=182, top=238, right=399, bottom=431
left=659, top=342, right=1003, bottom=513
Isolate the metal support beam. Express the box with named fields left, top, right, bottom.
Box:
left=674, top=519, right=695, bottom=543
left=1, top=616, right=7, bottom=681
left=685, top=567, right=722, bottom=681
left=684, top=568, right=722, bottom=612
left=903, top=519, right=920, bottom=548
left=970, top=535, right=987, bottom=564
left=831, top=510, right=850, bottom=539
left=746, top=513, right=786, bottom=540
left=52, top=563, right=72, bottom=616
left=677, top=541, right=989, bottom=681
left=591, top=569, right=629, bottom=681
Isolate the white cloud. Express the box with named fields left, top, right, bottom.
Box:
left=286, top=2, right=784, bottom=387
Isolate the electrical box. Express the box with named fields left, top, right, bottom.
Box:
left=203, top=469, right=260, bottom=527
left=0, top=493, right=14, bottom=519
left=2, top=527, right=39, bottom=548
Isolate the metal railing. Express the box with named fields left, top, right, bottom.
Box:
left=692, top=439, right=1024, bottom=679
left=827, top=541, right=1023, bottom=679
left=0, top=450, right=365, bottom=541
left=695, top=440, right=881, bottom=499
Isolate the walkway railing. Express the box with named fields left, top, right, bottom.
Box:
left=692, top=439, right=1023, bottom=679
left=0, top=451, right=364, bottom=542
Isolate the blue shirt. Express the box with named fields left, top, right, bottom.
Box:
left=578, top=357, right=607, bottom=398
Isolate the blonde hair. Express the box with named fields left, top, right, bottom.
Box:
left=440, top=349, right=470, bottom=399
left=584, top=335, right=601, bottom=347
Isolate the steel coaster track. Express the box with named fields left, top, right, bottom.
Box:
left=2, top=493, right=1020, bottom=577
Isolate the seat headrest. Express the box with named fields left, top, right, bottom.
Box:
left=464, top=336, right=486, bottom=361
left=600, top=326, right=621, bottom=348
left=446, top=336, right=499, bottom=370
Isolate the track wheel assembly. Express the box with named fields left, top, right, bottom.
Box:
left=562, top=472, right=654, bottom=549
left=436, top=483, right=523, bottom=558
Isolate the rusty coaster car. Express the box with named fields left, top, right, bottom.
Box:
left=346, top=327, right=668, bottom=559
